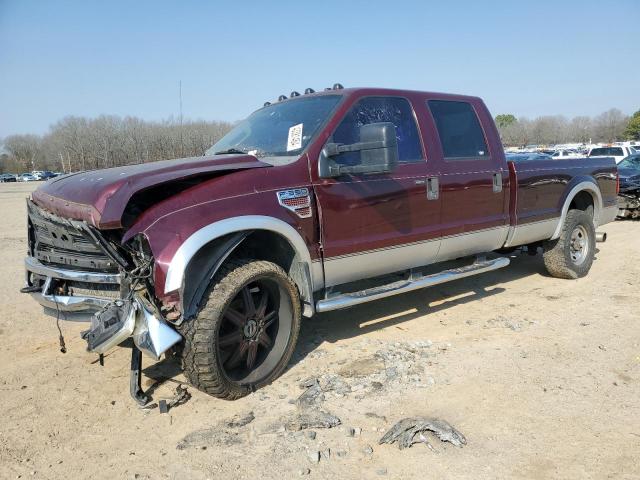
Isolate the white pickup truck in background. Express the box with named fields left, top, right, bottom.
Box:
left=588, top=145, right=637, bottom=164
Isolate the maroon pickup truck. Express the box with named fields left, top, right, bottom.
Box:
left=24, top=86, right=618, bottom=402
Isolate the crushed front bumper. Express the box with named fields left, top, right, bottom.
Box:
left=25, top=256, right=121, bottom=321
left=25, top=256, right=181, bottom=359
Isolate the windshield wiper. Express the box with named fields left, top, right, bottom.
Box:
left=213, top=148, right=248, bottom=155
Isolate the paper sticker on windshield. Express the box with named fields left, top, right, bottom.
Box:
left=287, top=123, right=303, bottom=151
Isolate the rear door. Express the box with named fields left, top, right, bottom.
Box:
left=425, top=98, right=509, bottom=261
left=312, top=95, right=441, bottom=287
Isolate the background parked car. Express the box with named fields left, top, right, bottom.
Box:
left=551, top=149, right=582, bottom=159
left=617, top=154, right=640, bottom=219
left=38, top=171, right=58, bottom=180
left=19, top=173, right=37, bottom=182
left=0, top=174, right=17, bottom=182
left=618, top=154, right=640, bottom=190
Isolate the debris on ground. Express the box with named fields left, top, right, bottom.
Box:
left=286, top=411, right=341, bottom=431
left=379, top=417, right=466, bottom=450
left=167, top=384, right=191, bottom=409
left=154, top=384, right=191, bottom=414
left=338, top=356, right=385, bottom=378
left=225, top=411, right=255, bottom=428
left=307, top=450, right=320, bottom=464
left=176, top=427, right=241, bottom=450
left=296, top=382, right=325, bottom=408
left=176, top=410, right=253, bottom=449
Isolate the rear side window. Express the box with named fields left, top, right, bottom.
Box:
left=428, top=100, right=489, bottom=159
left=590, top=147, right=623, bottom=156
left=331, top=96, right=423, bottom=165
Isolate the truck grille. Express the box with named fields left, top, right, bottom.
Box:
left=27, top=200, right=119, bottom=273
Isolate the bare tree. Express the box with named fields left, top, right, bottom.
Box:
left=3, top=134, right=43, bottom=171
left=592, top=109, right=628, bottom=143
left=496, top=108, right=631, bottom=147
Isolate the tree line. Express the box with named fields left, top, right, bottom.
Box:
left=495, top=108, right=640, bottom=147
left=2, top=107, right=639, bottom=174
left=0, top=115, right=233, bottom=173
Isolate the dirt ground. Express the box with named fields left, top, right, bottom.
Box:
left=0, top=182, right=638, bottom=480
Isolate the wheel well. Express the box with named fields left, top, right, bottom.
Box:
left=231, top=231, right=313, bottom=314
left=569, top=190, right=594, bottom=217
left=232, top=230, right=297, bottom=273
left=181, top=230, right=313, bottom=321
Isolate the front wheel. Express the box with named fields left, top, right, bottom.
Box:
left=179, top=259, right=301, bottom=400
left=543, top=209, right=596, bottom=279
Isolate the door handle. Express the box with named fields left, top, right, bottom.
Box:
left=493, top=172, right=502, bottom=193
left=427, top=176, right=439, bottom=200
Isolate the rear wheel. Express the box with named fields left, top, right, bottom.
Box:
left=543, top=209, right=596, bottom=279
left=179, top=259, right=301, bottom=400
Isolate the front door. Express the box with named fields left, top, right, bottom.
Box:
left=312, top=95, right=441, bottom=287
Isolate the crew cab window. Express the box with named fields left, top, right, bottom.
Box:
left=331, top=96, right=423, bottom=165
left=589, top=147, right=623, bottom=156
left=427, top=100, right=489, bottom=160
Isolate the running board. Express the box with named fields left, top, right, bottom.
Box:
left=315, top=257, right=510, bottom=313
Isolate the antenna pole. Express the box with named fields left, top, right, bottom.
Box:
left=179, top=80, right=184, bottom=157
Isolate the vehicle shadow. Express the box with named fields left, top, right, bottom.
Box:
left=289, top=251, right=548, bottom=367
left=141, top=355, right=186, bottom=398
left=144, top=251, right=550, bottom=394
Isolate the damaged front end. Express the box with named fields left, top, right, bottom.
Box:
left=617, top=190, right=640, bottom=219
left=24, top=199, right=182, bottom=402
left=82, top=294, right=181, bottom=360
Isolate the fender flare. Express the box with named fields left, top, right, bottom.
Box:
left=551, top=180, right=603, bottom=240
left=164, top=215, right=318, bottom=314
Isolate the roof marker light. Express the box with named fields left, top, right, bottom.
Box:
left=290, top=91, right=300, bottom=97
left=333, top=83, right=344, bottom=90
left=278, top=95, right=287, bottom=101
left=304, top=88, right=315, bottom=94
left=263, top=101, right=271, bottom=107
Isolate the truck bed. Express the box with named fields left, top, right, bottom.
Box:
left=504, top=157, right=618, bottom=248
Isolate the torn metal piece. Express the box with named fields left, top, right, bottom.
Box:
left=167, top=384, right=191, bottom=410
left=83, top=299, right=137, bottom=354
left=132, top=295, right=182, bottom=360
left=379, top=417, right=466, bottom=449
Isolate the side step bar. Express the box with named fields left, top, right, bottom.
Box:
left=315, top=257, right=510, bottom=313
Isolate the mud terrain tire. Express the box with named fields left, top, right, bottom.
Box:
left=178, top=259, right=301, bottom=400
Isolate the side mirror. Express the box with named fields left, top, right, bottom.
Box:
left=319, top=122, right=399, bottom=178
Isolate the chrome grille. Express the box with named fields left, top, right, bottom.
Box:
left=27, top=200, right=118, bottom=273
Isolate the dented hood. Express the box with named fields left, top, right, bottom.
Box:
left=32, top=154, right=270, bottom=228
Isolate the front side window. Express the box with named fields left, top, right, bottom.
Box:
left=330, top=96, right=423, bottom=165
left=428, top=100, right=489, bottom=160
left=206, top=95, right=342, bottom=165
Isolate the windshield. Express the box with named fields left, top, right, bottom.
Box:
left=619, top=155, right=640, bottom=169
left=206, top=95, right=342, bottom=165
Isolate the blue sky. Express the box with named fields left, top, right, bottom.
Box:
left=1, top=0, right=638, bottom=138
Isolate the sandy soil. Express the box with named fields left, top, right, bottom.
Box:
left=0, top=182, right=638, bottom=480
